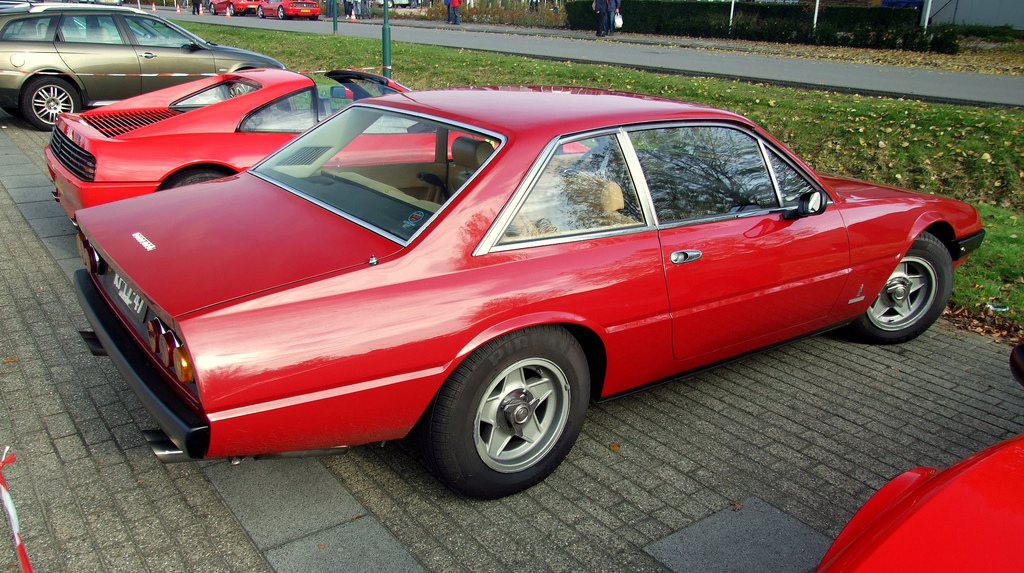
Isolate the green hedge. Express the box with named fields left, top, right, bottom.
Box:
left=566, top=1, right=959, bottom=53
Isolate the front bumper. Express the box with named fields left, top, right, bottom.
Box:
left=955, top=229, right=985, bottom=260
left=74, top=269, right=210, bottom=459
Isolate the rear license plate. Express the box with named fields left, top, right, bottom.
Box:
left=110, top=272, right=148, bottom=324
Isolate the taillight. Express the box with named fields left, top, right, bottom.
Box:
left=76, top=232, right=106, bottom=274
left=145, top=318, right=195, bottom=384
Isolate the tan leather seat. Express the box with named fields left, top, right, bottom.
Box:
left=449, top=136, right=493, bottom=190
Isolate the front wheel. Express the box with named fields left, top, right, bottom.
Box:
left=257, top=6, right=265, bottom=17
left=845, top=232, right=953, bottom=344
left=418, top=326, right=590, bottom=499
left=20, top=76, right=81, bottom=131
left=278, top=6, right=287, bottom=18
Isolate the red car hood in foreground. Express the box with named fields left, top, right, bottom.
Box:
left=817, top=432, right=1024, bottom=572
left=76, top=173, right=402, bottom=317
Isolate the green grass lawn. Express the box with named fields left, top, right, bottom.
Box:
left=191, top=23, right=1024, bottom=340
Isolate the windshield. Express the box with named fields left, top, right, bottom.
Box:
left=252, top=106, right=500, bottom=243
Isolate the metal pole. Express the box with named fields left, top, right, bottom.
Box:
left=332, top=0, right=337, bottom=34
left=382, top=2, right=392, bottom=78
left=921, top=0, right=933, bottom=32
left=812, top=0, right=820, bottom=31
left=728, top=0, right=735, bottom=32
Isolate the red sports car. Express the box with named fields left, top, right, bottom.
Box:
left=46, top=67, right=408, bottom=219
left=72, top=87, right=985, bottom=499
left=817, top=342, right=1024, bottom=572
left=206, top=0, right=262, bottom=16
left=256, top=0, right=320, bottom=19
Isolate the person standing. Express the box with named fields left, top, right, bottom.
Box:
left=450, top=0, right=461, bottom=24
left=192, top=0, right=201, bottom=14
left=594, top=0, right=619, bottom=37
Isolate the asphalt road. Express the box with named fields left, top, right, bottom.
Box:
left=164, top=9, right=1024, bottom=107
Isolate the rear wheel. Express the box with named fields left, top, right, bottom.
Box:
left=845, top=232, right=953, bottom=344
left=208, top=2, right=217, bottom=14
left=227, top=3, right=236, bottom=15
left=278, top=5, right=287, bottom=18
left=160, top=168, right=229, bottom=190
left=20, top=76, right=81, bottom=131
left=418, top=326, right=590, bottom=499
left=257, top=5, right=265, bottom=17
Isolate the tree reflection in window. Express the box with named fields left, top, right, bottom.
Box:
left=630, top=126, right=777, bottom=224
left=500, top=134, right=644, bottom=244
left=768, top=149, right=816, bottom=207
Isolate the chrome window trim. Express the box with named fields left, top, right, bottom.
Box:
left=474, top=127, right=655, bottom=256
left=251, top=103, right=506, bottom=248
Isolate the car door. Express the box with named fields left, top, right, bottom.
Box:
left=627, top=124, right=851, bottom=367
left=121, top=14, right=215, bottom=93
left=54, top=13, right=142, bottom=104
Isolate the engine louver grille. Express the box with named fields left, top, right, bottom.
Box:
left=50, top=128, right=97, bottom=182
left=279, top=146, right=331, bottom=165
left=83, top=108, right=181, bottom=138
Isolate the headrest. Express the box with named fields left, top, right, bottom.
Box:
left=451, top=137, right=493, bottom=170
left=600, top=181, right=624, bottom=213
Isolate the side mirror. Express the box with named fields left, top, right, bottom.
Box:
left=330, top=85, right=354, bottom=100
left=783, top=189, right=827, bottom=220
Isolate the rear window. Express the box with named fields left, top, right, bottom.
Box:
left=253, top=106, right=501, bottom=243
left=172, top=79, right=261, bottom=110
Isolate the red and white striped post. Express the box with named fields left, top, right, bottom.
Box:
left=0, top=447, right=32, bottom=573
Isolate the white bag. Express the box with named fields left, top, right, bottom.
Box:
left=613, top=12, right=622, bottom=29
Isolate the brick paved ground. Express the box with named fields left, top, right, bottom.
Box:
left=2, top=108, right=1022, bottom=572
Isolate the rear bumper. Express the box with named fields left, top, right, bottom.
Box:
left=955, top=229, right=985, bottom=260
left=74, top=269, right=210, bottom=459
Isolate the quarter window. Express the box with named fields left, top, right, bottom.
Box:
left=499, top=134, right=644, bottom=245
left=630, top=126, right=777, bottom=224
left=768, top=149, right=817, bottom=207
left=1, top=16, right=58, bottom=42
left=240, top=88, right=318, bottom=133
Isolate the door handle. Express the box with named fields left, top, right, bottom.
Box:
left=141, top=52, right=157, bottom=59
left=670, top=249, right=702, bottom=264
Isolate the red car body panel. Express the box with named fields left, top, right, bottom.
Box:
left=72, top=87, right=985, bottom=461
left=209, top=0, right=262, bottom=14
left=46, top=68, right=407, bottom=218
left=257, top=0, right=320, bottom=17
left=817, top=433, right=1024, bottom=572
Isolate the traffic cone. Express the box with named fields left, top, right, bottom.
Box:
left=349, top=10, right=355, bottom=20
left=176, top=3, right=180, bottom=12
left=225, top=6, right=230, bottom=16
left=199, top=4, right=204, bottom=14
left=151, top=2, right=156, bottom=10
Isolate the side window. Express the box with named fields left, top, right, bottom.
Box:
left=0, top=16, right=57, bottom=42
left=499, top=134, right=644, bottom=245
left=630, top=126, right=777, bottom=224
left=239, top=88, right=317, bottom=133
left=124, top=16, right=190, bottom=48
left=768, top=149, right=817, bottom=207
left=59, top=15, right=123, bottom=45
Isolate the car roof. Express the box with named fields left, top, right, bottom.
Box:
left=368, top=86, right=749, bottom=140
left=21, top=2, right=147, bottom=14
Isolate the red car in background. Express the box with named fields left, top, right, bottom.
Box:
left=72, top=87, right=984, bottom=499
left=256, top=0, right=319, bottom=19
left=817, top=342, right=1024, bottom=572
left=206, top=0, right=261, bottom=16
left=46, top=67, right=408, bottom=219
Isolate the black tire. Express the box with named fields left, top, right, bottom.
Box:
left=310, top=14, right=318, bottom=19
left=418, top=325, right=590, bottom=499
left=278, top=6, right=287, bottom=18
left=160, top=168, right=228, bottom=190
left=1, top=106, right=22, bottom=118
left=20, top=76, right=81, bottom=131
left=208, top=2, right=217, bottom=15
left=845, top=232, right=953, bottom=344
left=227, top=3, right=235, bottom=15
left=257, top=6, right=265, bottom=17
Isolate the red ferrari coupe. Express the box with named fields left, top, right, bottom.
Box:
left=256, top=0, right=320, bottom=19
left=206, top=0, right=262, bottom=16
left=817, top=343, right=1024, bottom=572
left=46, top=67, right=408, bottom=219
left=72, top=87, right=985, bottom=498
